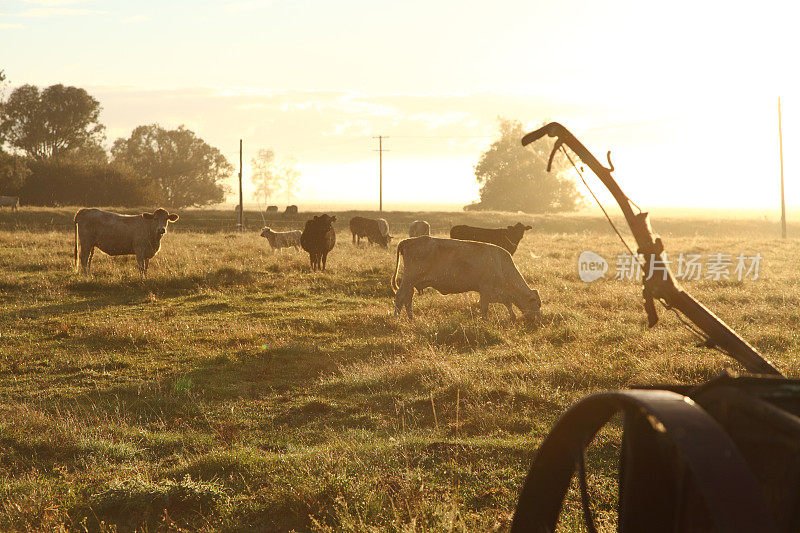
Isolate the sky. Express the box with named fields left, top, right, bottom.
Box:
left=1, top=0, right=799, bottom=211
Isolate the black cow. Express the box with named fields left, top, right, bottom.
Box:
left=284, top=205, right=299, bottom=216
left=449, top=222, right=532, bottom=255
left=301, top=214, right=337, bottom=271
left=266, top=205, right=279, bottom=212
left=349, top=216, right=390, bottom=247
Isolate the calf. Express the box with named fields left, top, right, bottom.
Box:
left=74, top=208, right=179, bottom=275
left=350, top=216, right=390, bottom=247
left=0, top=196, right=19, bottom=211
left=409, top=220, right=430, bottom=237
left=260, top=227, right=301, bottom=251
left=300, top=214, right=336, bottom=271
left=391, top=236, right=541, bottom=321
left=450, top=222, right=532, bottom=255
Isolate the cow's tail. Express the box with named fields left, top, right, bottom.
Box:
left=73, top=211, right=79, bottom=270
left=391, top=240, right=404, bottom=294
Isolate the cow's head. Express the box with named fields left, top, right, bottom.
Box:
left=143, top=208, right=179, bottom=236
left=507, top=222, right=533, bottom=244
left=522, top=289, right=542, bottom=322
left=316, top=214, right=336, bottom=229
left=260, top=227, right=277, bottom=246
left=376, top=232, right=391, bottom=248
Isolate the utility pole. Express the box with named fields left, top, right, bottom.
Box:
left=238, top=139, right=243, bottom=233
left=779, top=98, right=787, bottom=239
left=373, top=135, right=389, bottom=212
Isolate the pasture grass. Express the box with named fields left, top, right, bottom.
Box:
left=0, top=207, right=799, bottom=531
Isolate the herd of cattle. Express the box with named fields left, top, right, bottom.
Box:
left=67, top=207, right=541, bottom=320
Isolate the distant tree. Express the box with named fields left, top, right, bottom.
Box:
left=250, top=148, right=279, bottom=205
left=21, top=159, right=159, bottom=207
left=250, top=148, right=301, bottom=206
left=279, top=158, right=301, bottom=205
left=472, top=119, right=582, bottom=213
left=111, top=124, right=233, bottom=208
left=0, top=149, right=30, bottom=194
left=0, top=84, right=105, bottom=160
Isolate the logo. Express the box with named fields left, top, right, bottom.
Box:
left=578, top=251, right=608, bottom=282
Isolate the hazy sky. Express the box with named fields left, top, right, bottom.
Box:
left=1, top=0, right=798, bottom=210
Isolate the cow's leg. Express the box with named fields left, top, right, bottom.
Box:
left=144, top=258, right=150, bottom=276
left=136, top=255, right=146, bottom=275
left=78, top=244, right=92, bottom=275
left=352, top=232, right=356, bottom=245
left=321, top=252, right=328, bottom=271
left=504, top=301, right=517, bottom=321
left=479, top=293, right=490, bottom=319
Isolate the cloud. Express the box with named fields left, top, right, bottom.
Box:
left=23, top=0, right=90, bottom=5
left=224, top=0, right=275, bottom=12
left=121, top=15, right=148, bottom=24
left=1, top=7, right=103, bottom=17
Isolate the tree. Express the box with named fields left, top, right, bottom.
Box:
left=0, top=84, right=105, bottom=160
left=472, top=119, right=583, bottom=213
left=20, top=159, right=159, bottom=207
left=278, top=158, right=301, bottom=205
left=250, top=148, right=279, bottom=205
left=0, top=149, right=30, bottom=195
left=250, top=148, right=301, bottom=206
left=111, top=124, right=233, bottom=208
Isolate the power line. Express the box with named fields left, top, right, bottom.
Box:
left=373, top=135, right=389, bottom=212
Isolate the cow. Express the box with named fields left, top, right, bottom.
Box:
left=73, top=208, right=179, bottom=275
left=0, top=196, right=19, bottom=211
left=409, top=220, right=430, bottom=237
left=350, top=216, right=390, bottom=248
left=284, top=205, right=299, bottom=216
left=260, top=227, right=302, bottom=251
left=450, top=222, right=532, bottom=255
left=266, top=205, right=279, bottom=212
left=300, top=214, right=336, bottom=271
left=391, top=236, right=541, bottom=321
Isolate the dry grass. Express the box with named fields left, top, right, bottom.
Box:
left=1, top=207, right=799, bottom=531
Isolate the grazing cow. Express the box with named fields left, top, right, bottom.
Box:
left=409, top=220, right=430, bottom=237
left=301, top=214, right=336, bottom=271
left=391, top=236, right=541, bottom=321
left=266, top=205, right=279, bottom=212
left=0, top=196, right=19, bottom=211
left=284, top=205, right=299, bottom=216
left=74, top=208, right=179, bottom=275
left=260, top=227, right=302, bottom=251
left=450, top=222, right=532, bottom=255
left=350, top=216, right=390, bottom=247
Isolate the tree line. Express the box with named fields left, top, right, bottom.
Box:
left=0, top=74, right=233, bottom=208
left=1, top=70, right=581, bottom=213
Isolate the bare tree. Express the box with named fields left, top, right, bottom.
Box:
left=250, top=148, right=301, bottom=206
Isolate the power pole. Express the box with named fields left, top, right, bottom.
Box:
left=779, top=98, right=787, bottom=239
left=373, top=135, right=389, bottom=212
left=238, top=139, right=243, bottom=233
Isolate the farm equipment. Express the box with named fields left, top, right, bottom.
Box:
left=511, top=123, right=798, bottom=532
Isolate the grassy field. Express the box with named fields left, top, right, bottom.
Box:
left=1, top=207, right=799, bottom=532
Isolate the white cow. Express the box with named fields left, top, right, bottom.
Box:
left=0, top=196, right=19, bottom=211
left=74, top=208, right=180, bottom=275
left=409, top=220, right=430, bottom=237
left=260, top=227, right=302, bottom=251
left=391, top=236, right=541, bottom=321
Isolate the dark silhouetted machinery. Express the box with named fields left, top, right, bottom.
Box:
left=511, top=123, right=795, bottom=533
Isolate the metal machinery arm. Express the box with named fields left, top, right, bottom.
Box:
left=522, top=122, right=782, bottom=376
